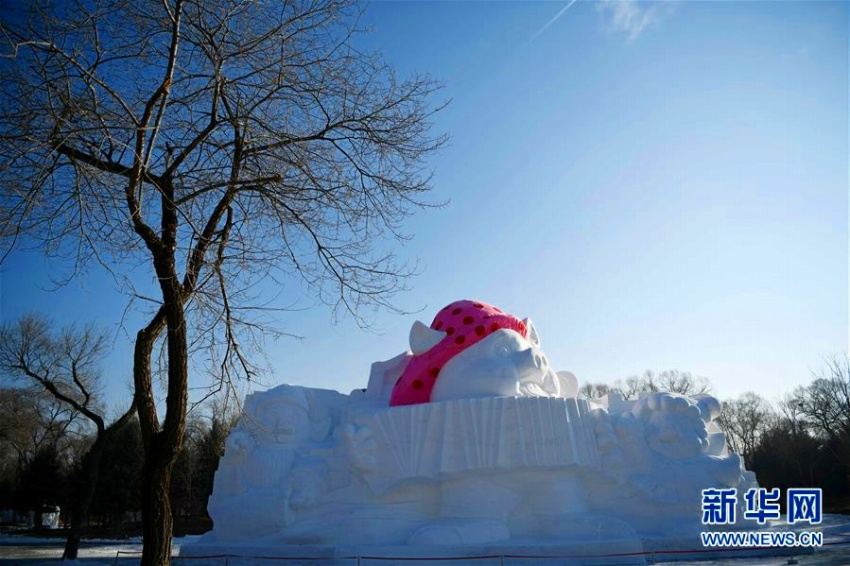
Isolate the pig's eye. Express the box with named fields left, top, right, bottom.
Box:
left=495, top=344, right=511, bottom=357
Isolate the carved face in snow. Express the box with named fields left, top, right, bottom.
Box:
left=633, top=393, right=711, bottom=459
left=389, top=300, right=556, bottom=406
left=243, top=386, right=314, bottom=444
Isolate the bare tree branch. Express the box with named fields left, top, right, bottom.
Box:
left=0, top=1, right=447, bottom=561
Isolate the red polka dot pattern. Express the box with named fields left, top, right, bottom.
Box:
left=389, top=299, right=528, bottom=406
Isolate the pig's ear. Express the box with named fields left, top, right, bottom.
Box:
left=523, top=317, right=541, bottom=347
left=409, top=320, right=446, bottom=354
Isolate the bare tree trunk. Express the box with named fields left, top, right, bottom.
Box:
left=61, top=435, right=105, bottom=560
left=141, top=454, right=176, bottom=566
left=62, top=403, right=135, bottom=561
left=135, top=284, right=188, bottom=565
left=135, top=318, right=166, bottom=565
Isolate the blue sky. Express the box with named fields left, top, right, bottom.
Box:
left=1, top=1, right=847, bottom=412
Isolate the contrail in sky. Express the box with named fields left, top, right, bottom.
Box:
left=530, top=0, right=579, bottom=42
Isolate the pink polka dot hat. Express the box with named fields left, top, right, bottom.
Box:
left=389, top=299, right=528, bottom=406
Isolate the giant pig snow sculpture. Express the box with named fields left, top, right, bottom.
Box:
left=200, top=299, right=754, bottom=548
left=390, top=300, right=567, bottom=405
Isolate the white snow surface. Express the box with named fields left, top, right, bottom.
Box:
left=1, top=530, right=849, bottom=564
left=0, top=533, right=196, bottom=564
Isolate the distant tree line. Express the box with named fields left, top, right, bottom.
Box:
left=580, top=363, right=850, bottom=512
left=579, top=369, right=713, bottom=400
left=0, top=389, right=235, bottom=537
left=0, top=313, right=242, bottom=555
left=722, top=358, right=850, bottom=510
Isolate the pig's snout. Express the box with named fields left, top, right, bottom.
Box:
left=514, top=347, right=548, bottom=378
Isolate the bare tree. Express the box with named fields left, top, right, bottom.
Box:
left=777, top=393, right=808, bottom=437
left=0, top=384, right=82, bottom=525
left=0, top=385, right=81, bottom=464
left=788, top=357, right=850, bottom=472
left=794, top=357, right=850, bottom=441
left=612, top=369, right=712, bottom=399
left=0, top=1, right=446, bottom=563
left=716, top=392, right=776, bottom=469
left=578, top=382, right=611, bottom=400
left=0, top=314, right=136, bottom=560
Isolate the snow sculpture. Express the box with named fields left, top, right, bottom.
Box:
left=201, top=299, right=754, bottom=548
left=207, top=385, right=348, bottom=540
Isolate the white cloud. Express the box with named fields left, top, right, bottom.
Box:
left=598, top=0, right=667, bottom=42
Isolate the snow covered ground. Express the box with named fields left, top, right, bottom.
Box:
left=0, top=534, right=193, bottom=564
left=1, top=532, right=848, bottom=565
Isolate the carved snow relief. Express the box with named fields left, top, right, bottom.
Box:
left=203, top=299, right=753, bottom=546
